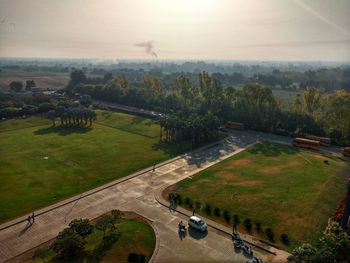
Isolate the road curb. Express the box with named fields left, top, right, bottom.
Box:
left=0, top=139, right=224, bottom=232
left=154, top=186, right=278, bottom=256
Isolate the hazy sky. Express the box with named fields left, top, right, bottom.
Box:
left=0, top=0, right=349, bottom=61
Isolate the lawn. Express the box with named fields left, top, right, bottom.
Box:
left=166, top=143, right=350, bottom=249
left=0, top=111, right=186, bottom=223
left=27, top=217, right=156, bottom=263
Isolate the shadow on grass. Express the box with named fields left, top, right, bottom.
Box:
left=248, top=142, right=300, bottom=157
left=152, top=140, right=191, bottom=157
left=34, top=126, right=92, bottom=136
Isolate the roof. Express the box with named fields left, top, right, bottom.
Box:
left=294, top=137, right=320, bottom=144
left=190, top=216, right=202, bottom=222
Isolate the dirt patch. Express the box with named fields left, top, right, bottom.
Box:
left=217, top=170, right=237, bottom=180
left=233, top=180, right=262, bottom=187
left=259, top=159, right=302, bottom=175
left=259, top=166, right=283, bottom=175
left=225, top=158, right=252, bottom=168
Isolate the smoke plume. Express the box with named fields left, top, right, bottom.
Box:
left=135, top=41, right=158, bottom=58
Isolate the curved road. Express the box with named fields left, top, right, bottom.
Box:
left=0, top=130, right=322, bottom=263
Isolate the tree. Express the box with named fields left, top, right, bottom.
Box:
left=70, top=70, right=87, bottom=86
left=243, top=218, right=252, bottom=233
left=38, top=102, right=55, bottom=113
left=233, top=214, right=240, bottom=231
left=50, top=228, right=85, bottom=258
left=32, top=248, right=50, bottom=263
left=80, top=94, right=92, bottom=107
left=95, top=211, right=120, bottom=237
left=25, top=80, right=36, bottom=91
left=103, top=72, right=113, bottom=82
left=21, top=105, right=38, bottom=116
left=69, top=218, right=93, bottom=239
left=46, top=110, right=56, bottom=126
left=321, top=90, right=350, bottom=145
left=9, top=81, right=23, bottom=92
left=288, top=243, right=317, bottom=263
left=303, top=86, right=322, bottom=115
left=265, top=228, right=274, bottom=242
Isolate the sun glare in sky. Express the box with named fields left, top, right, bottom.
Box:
left=0, top=0, right=349, bottom=60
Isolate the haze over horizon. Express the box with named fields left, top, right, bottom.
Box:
left=0, top=0, right=349, bottom=61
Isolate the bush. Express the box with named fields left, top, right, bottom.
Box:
left=185, top=197, right=192, bottom=207
left=280, top=233, right=290, bottom=245
left=214, top=208, right=221, bottom=217
left=205, top=204, right=212, bottom=215
left=265, top=228, right=274, bottom=242
left=69, top=218, right=93, bottom=239
left=243, top=219, right=252, bottom=233
left=127, top=253, right=146, bottom=263
left=50, top=228, right=85, bottom=258
left=255, top=222, right=262, bottom=232
left=168, top=192, right=174, bottom=201
left=176, top=194, right=182, bottom=205
left=195, top=201, right=201, bottom=209
left=223, top=210, right=231, bottom=223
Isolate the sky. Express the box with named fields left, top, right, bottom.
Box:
left=0, top=0, right=349, bottom=61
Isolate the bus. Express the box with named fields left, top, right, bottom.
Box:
left=226, top=121, right=245, bottom=130
left=342, top=147, right=350, bottom=157
left=293, top=137, right=321, bottom=150
left=304, top=135, right=331, bottom=147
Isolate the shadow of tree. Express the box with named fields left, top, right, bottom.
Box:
left=152, top=140, right=191, bottom=157
left=34, top=126, right=92, bottom=136
left=247, top=142, right=299, bottom=157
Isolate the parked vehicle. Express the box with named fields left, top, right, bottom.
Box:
left=188, top=216, right=208, bottom=232
left=234, top=239, right=242, bottom=248
left=242, top=245, right=253, bottom=257
left=342, top=147, right=350, bottom=157
left=232, top=232, right=241, bottom=240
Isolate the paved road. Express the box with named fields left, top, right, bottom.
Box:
left=93, top=100, right=165, bottom=119
left=1, top=129, right=326, bottom=263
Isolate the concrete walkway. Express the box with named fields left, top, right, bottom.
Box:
left=0, top=130, right=311, bottom=263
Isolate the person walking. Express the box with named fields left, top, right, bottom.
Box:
left=152, top=163, right=155, bottom=172
left=31, top=212, right=35, bottom=223
left=27, top=215, right=31, bottom=225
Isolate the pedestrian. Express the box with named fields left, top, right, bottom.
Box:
left=27, top=215, right=31, bottom=225
left=31, top=212, right=35, bottom=223
left=192, top=208, right=195, bottom=216
left=152, top=163, right=155, bottom=172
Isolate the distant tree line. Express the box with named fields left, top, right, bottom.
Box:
left=0, top=91, right=96, bottom=127
left=66, top=69, right=350, bottom=145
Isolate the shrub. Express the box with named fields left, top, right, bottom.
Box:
left=265, top=228, right=274, bottom=242
left=243, top=218, right=252, bottom=233
left=69, top=218, right=93, bottom=239
left=195, top=201, right=201, bottom=209
left=168, top=192, right=174, bottom=201
left=233, top=214, right=240, bottom=230
left=176, top=194, right=182, bottom=205
left=32, top=248, right=50, bottom=262
left=50, top=228, right=85, bottom=258
left=255, top=222, right=262, bottom=232
left=205, top=204, right=212, bottom=215
left=185, top=197, right=192, bottom=207
left=214, top=208, right=221, bottom=217
left=280, top=233, right=290, bottom=246
left=223, top=210, right=231, bottom=223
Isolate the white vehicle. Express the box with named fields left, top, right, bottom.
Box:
left=188, top=216, right=208, bottom=232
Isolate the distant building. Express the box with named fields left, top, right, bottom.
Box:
left=30, top=87, right=41, bottom=93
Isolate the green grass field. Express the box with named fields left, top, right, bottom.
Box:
left=0, top=111, right=187, bottom=223
left=27, top=217, right=156, bottom=263
left=166, top=143, right=350, bottom=249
